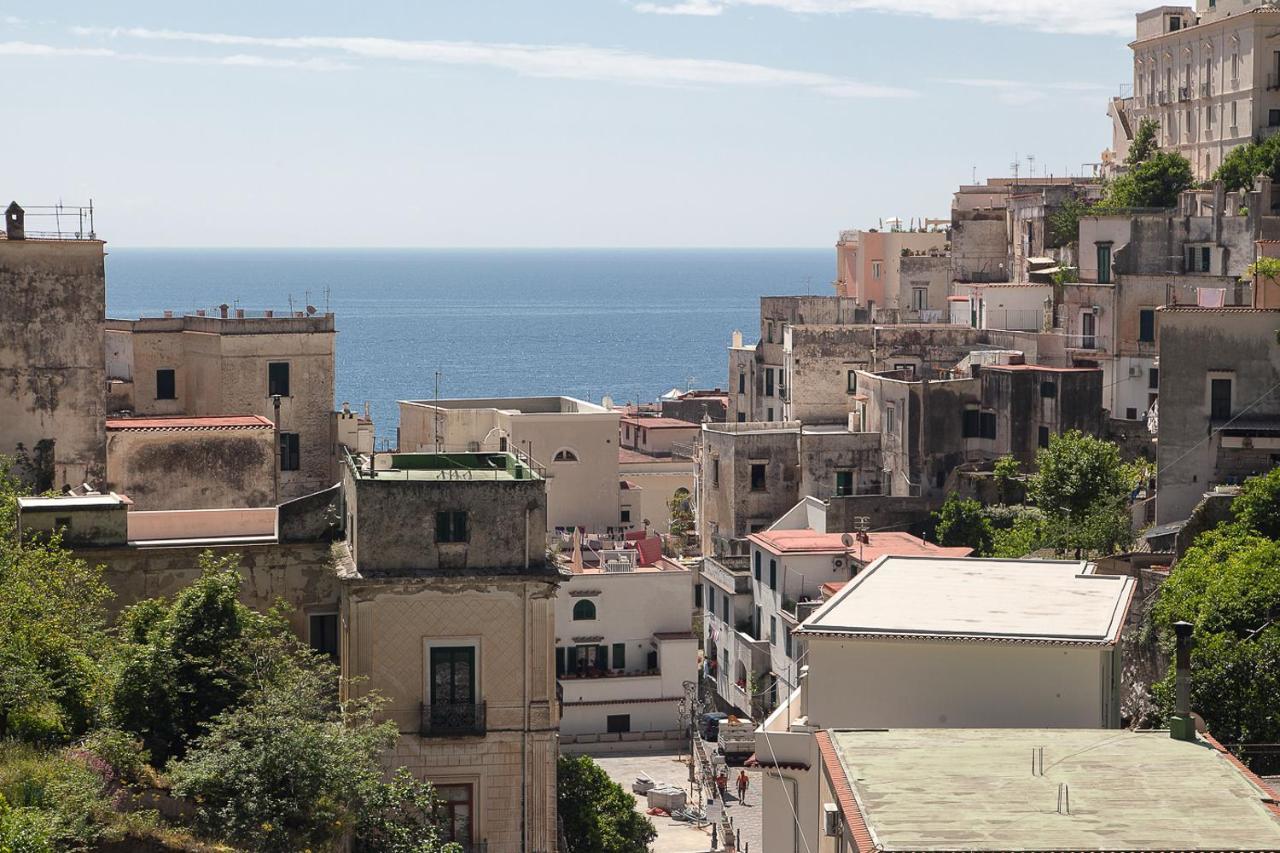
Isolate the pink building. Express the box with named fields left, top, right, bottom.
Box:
left=835, top=228, right=948, bottom=312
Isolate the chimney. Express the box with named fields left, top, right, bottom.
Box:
left=236, top=308, right=245, bottom=319
left=1170, top=620, right=1197, bottom=741
left=5, top=202, right=25, bottom=240
left=219, top=303, right=229, bottom=319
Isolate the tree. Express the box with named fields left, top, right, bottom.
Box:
left=992, top=456, right=1021, bottom=505
left=1214, top=133, right=1280, bottom=193
left=1103, top=151, right=1194, bottom=209
left=1231, top=465, right=1280, bottom=540
left=1125, top=118, right=1161, bottom=167
left=990, top=511, right=1046, bottom=559
left=933, top=494, right=992, bottom=556
left=1027, top=430, right=1138, bottom=556
left=668, top=487, right=693, bottom=539
left=1151, top=527, right=1280, bottom=744
left=1046, top=197, right=1090, bottom=249
left=557, top=755, right=655, bottom=853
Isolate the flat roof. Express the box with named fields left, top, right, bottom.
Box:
left=797, top=556, right=1133, bottom=645
left=619, top=416, right=699, bottom=429
left=399, top=396, right=609, bottom=415
left=352, top=451, right=542, bottom=482
left=819, top=728, right=1280, bottom=851
left=106, top=415, right=274, bottom=431
left=748, top=530, right=972, bottom=562
left=19, top=493, right=131, bottom=510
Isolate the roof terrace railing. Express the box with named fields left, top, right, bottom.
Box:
left=3, top=203, right=97, bottom=241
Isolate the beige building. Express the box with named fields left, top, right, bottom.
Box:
left=105, top=310, right=337, bottom=500
left=833, top=229, right=948, bottom=314
left=617, top=448, right=694, bottom=535
left=399, top=396, right=620, bottom=533
left=340, top=450, right=560, bottom=852
left=1114, top=0, right=1280, bottom=181
left=755, top=556, right=1134, bottom=853
left=0, top=206, right=106, bottom=489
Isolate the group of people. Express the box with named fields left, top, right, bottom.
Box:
left=714, top=768, right=751, bottom=804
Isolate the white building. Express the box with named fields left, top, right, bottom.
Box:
left=554, top=554, right=696, bottom=752
left=398, top=396, right=621, bottom=533
left=755, top=556, right=1135, bottom=853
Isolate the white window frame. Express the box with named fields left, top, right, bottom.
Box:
left=884, top=403, right=897, bottom=436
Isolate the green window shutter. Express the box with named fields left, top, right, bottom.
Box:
left=612, top=643, right=626, bottom=670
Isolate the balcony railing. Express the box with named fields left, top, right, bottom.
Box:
left=1178, top=86, right=1191, bottom=102
left=420, top=701, right=486, bottom=737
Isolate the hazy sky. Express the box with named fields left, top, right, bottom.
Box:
left=3, top=1, right=1145, bottom=247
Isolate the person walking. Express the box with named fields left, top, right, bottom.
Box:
left=736, top=769, right=750, bottom=804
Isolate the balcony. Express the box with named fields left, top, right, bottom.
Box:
left=419, top=701, right=486, bottom=737
left=1268, top=72, right=1280, bottom=92
left=1178, top=86, right=1191, bottom=102
left=1200, top=82, right=1211, bottom=97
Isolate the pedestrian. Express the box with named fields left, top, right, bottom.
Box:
left=716, top=769, right=728, bottom=798
left=736, top=769, right=749, bottom=804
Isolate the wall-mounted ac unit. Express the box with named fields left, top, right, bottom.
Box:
left=1129, top=366, right=1143, bottom=377
left=824, top=803, right=841, bottom=837
left=832, top=556, right=847, bottom=572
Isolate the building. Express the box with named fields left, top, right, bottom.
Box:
left=104, top=416, right=277, bottom=511
left=105, top=309, right=338, bottom=500
left=1155, top=304, right=1280, bottom=522
left=812, top=728, right=1280, bottom=852
left=755, top=555, right=1135, bottom=853
left=554, top=551, right=695, bottom=751
left=834, top=228, right=948, bottom=312
left=340, top=450, right=560, bottom=852
left=701, top=529, right=970, bottom=718
left=617, top=447, right=695, bottom=536
left=658, top=387, right=728, bottom=423
left=398, top=397, right=620, bottom=533
left=619, top=415, right=699, bottom=458
left=1114, top=0, right=1280, bottom=182
left=0, top=203, right=106, bottom=489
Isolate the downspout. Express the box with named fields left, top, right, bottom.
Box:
left=521, top=578, right=529, bottom=852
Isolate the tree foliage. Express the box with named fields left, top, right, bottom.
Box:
left=933, top=494, right=992, bottom=556
left=557, top=755, right=655, bottom=853
left=1213, top=133, right=1280, bottom=193
left=1046, top=197, right=1090, bottom=249
left=1103, top=151, right=1194, bottom=209
left=668, top=487, right=693, bottom=539
left=1027, top=430, right=1138, bottom=556
left=1232, top=466, right=1280, bottom=540
left=1125, top=118, right=1161, bottom=167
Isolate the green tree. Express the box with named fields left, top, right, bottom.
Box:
left=1213, top=133, right=1280, bottom=193
left=992, top=456, right=1021, bottom=505
left=1103, top=151, right=1195, bottom=209
left=1126, top=118, right=1161, bottom=167
left=668, top=487, right=693, bottom=539
left=1046, top=196, right=1090, bottom=249
left=557, top=755, right=655, bottom=853
left=1151, top=527, right=1280, bottom=743
left=933, top=494, right=992, bottom=556
left=1231, top=465, right=1280, bottom=539
left=990, top=510, right=1047, bottom=559
left=1027, top=430, right=1138, bottom=556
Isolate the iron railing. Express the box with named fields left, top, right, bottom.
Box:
left=419, top=701, right=486, bottom=737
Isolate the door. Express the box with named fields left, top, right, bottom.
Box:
left=1081, top=312, right=1096, bottom=350
left=430, top=646, right=476, bottom=730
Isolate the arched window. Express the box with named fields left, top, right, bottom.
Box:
left=572, top=599, right=597, bottom=621
left=553, top=448, right=580, bottom=463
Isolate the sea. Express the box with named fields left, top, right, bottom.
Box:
left=104, top=248, right=832, bottom=441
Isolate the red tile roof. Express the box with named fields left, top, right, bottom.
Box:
left=106, top=415, right=274, bottom=431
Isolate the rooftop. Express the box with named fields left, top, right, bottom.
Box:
left=747, top=529, right=972, bottom=562
left=798, top=556, right=1133, bottom=645
left=819, top=728, right=1280, bottom=851
left=106, top=415, right=274, bottom=431
left=350, top=451, right=542, bottom=482
left=399, top=396, right=609, bottom=415
left=620, top=416, right=699, bottom=429
left=19, top=493, right=131, bottom=511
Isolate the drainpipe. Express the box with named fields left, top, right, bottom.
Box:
left=272, top=394, right=282, bottom=505
left=521, top=581, right=529, bottom=853
left=1170, top=620, right=1197, bottom=742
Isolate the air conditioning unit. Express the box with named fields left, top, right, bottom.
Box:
left=832, top=556, right=847, bottom=572
left=824, top=803, right=841, bottom=837
left=1129, top=365, right=1143, bottom=377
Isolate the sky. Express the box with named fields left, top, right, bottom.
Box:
left=2, top=1, right=1149, bottom=247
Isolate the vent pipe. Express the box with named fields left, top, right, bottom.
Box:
left=1170, top=620, right=1197, bottom=741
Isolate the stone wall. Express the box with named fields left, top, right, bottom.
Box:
left=104, top=427, right=276, bottom=510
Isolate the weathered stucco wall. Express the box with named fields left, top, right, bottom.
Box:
left=105, top=427, right=276, bottom=510
left=698, top=424, right=800, bottom=554
left=0, top=239, right=106, bottom=488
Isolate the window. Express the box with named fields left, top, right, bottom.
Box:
left=429, top=645, right=476, bottom=708
left=1201, top=246, right=1211, bottom=272
left=846, top=370, right=857, bottom=393
left=894, top=363, right=916, bottom=379
left=738, top=372, right=746, bottom=394
left=1081, top=311, right=1097, bottom=350
left=737, top=412, right=746, bottom=422
left=770, top=616, right=777, bottom=645
left=980, top=411, right=997, bottom=440
left=607, top=714, right=631, bottom=734
left=1040, top=381, right=1057, bottom=399
left=1270, top=109, right=1280, bottom=128
left=612, top=642, right=626, bottom=670
left=624, top=425, right=631, bottom=440
left=769, top=559, right=777, bottom=589
left=751, top=463, right=767, bottom=491
left=267, top=361, right=290, bottom=397
left=1211, top=377, right=1233, bottom=420
left=1169, top=15, right=1180, bottom=30
left=1096, top=244, right=1112, bottom=284
left=872, top=261, right=882, bottom=279
left=712, top=458, right=720, bottom=488
left=754, top=550, right=762, bottom=581
left=572, top=599, right=597, bottom=621
left=279, top=432, right=300, bottom=471
left=1126, top=407, right=1139, bottom=420
left=835, top=470, right=854, bottom=497
left=1149, top=367, right=1160, bottom=390
left=765, top=368, right=775, bottom=397
left=722, top=593, right=729, bottom=622
left=884, top=404, right=897, bottom=436
left=694, top=583, right=703, bottom=609
left=155, top=368, right=176, bottom=400
left=308, top=613, right=339, bottom=660
left=962, top=407, right=981, bottom=438
left=767, top=322, right=775, bottom=343
left=912, top=287, right=928, bottom=311
left=766, top=407, right=774, bottom=421
left=1139, top=309, right=1156, bottom=343
left=556, top=647, right=566, bottom=676
left=620, top=509, right=631, bottom=523
left=553, top=449, right=579, bottom=463
left=784, top=628, right=793, bottom=658
left=1038, top=426, right=1050, bottom=448
left=436, top=510, right=468, bottom=543
left=433, top=784, right=474, bottom=846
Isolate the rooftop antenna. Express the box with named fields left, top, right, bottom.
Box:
left=1027, top=154, right=1037, bottom=179
left=1010, top=154, right=1020, bottom=182
left=325, top=286, right=331, bottom=314
left=288, top=294, right=295, bottom=315
left=972, top=165, right=977, bottom=184
left=433, top=370, right=443, bottom=453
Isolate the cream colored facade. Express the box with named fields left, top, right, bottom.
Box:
left=834, top=229, right=947, bottom=312
left=105, top=312, right=337, bottom=500
left=1116, top=1, right=1280, bottom=181
left=398, top=397, right=621, bottom=533
left=617, top=452, right=695, bottom=535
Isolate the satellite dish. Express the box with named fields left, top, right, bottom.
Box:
left=840, top=533, right=855, bottom=548
left=601, top=395, right=614, bottom=410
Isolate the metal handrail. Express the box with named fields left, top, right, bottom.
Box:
left=419, top=700, right=487, bottom=737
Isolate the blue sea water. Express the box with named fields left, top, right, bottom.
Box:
left=104, top=248, right=832, bottom=439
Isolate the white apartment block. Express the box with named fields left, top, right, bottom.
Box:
left=1115, top=0, right=1280, bottom=181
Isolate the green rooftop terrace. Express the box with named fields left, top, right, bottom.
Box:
left=348, top=451, right=543, bottom=482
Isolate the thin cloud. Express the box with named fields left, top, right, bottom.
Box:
left=939, top=77, right=1111, bottom=106
left=0, top=39, right=351, bottom=69
left=73, top=25, right=917, bottom=98
left=632, top=0, right=1144, bottom=37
